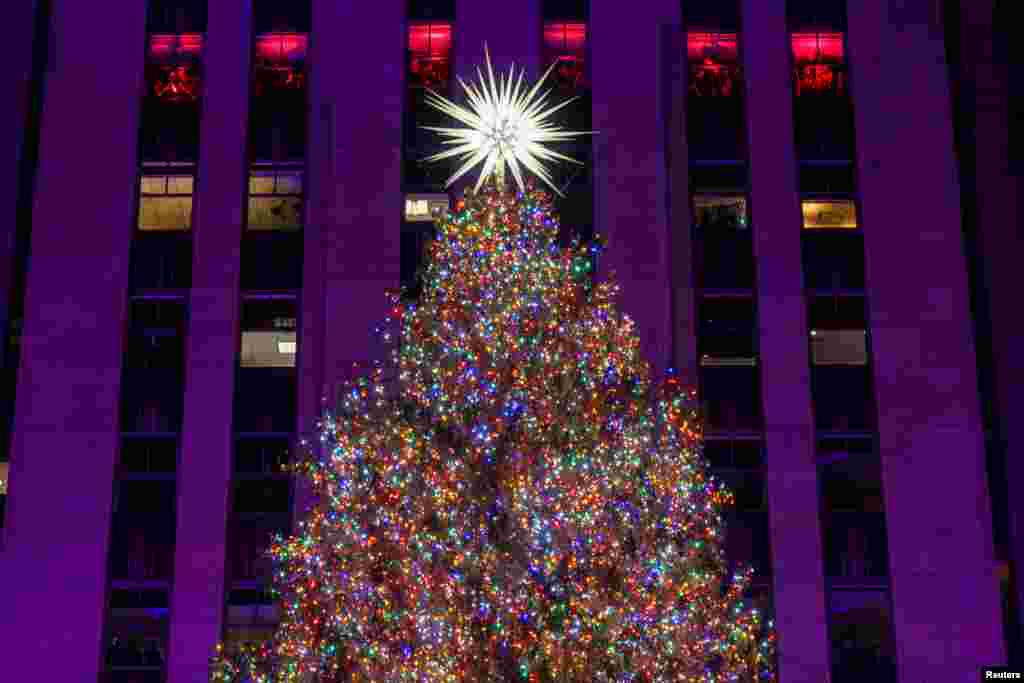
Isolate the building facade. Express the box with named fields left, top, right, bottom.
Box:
left=0, top=0, right=1019, bottom=681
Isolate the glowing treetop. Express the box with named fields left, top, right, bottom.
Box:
left=421, top=45, right=595, bottom=197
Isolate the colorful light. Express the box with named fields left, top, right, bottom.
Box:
left=211, top=183, right=775, bottom=681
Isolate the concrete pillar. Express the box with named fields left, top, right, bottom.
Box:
left=590, top=1, right=679, bottom=380
left=166, top=1, right=252, bottom=680
left=1, top=0, right=38, bottom=346
left=848, top=0, right=1006, bottom=677
left=455, top=0, right=541, bottom=80
left=740, top=0, right=832, bottom=679
left=296, top=0, right=404, bottom=526
left=957, top=0, right=1024, bottom=658
left=0, top=0, right=146, bottom=678
left=663, top=25, right=697, bottom=381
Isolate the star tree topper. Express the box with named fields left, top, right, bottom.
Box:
left=421, top=44, right=596, bottom=197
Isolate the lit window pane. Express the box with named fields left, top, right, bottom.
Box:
left=802, top=200, right=857, bottom=229
left=275, top=173, right=302, bottom=195
left=240, top=331, right=297, bottom=368
left=166, top=176, right=194, bottom=194
left=249, top=175, right=276, bottom=195
left=248, top=196, right=302, bottom=229
left=694, top=195, right=748, bottom=230
left=810, top=329, right=868, bottom=366
left=139, top=196, right=192, bottom=231
left=140, top=176, right=167, bottom=194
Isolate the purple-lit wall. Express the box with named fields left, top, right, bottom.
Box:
left=590, top=1, right=677, bottom=380
left=0, top=1, right=147, bottom=679
left=849, top=0, right=1005, bottom=678
left=167, top=0, right=252, bottom=679
left=0, top=0, right=1014, bottom=679
left=741, top=1, right=832, bottom=680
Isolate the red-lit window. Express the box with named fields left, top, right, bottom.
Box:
left=543, top=23, right=587, bottom=90
left=147, top=34, right=203, bottom=104
left=408, top=23, right=452, bottom=90
left=791, top=32, right=846, bottom=96
left=254, top=33, right=307, bottom=96
left=687, top=33, right=742, bottom=97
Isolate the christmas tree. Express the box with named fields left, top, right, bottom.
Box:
left=211, top=49, right=776, bottom=683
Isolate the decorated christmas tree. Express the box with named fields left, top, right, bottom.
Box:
left=211, top=48, right=776, bottom=683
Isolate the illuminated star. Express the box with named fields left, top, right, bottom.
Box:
left=421, top=44, right=595, bottom=197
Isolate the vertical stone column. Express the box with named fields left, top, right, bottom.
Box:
left=740, top=0, right=831, bottom=679
left=662, top=25, right=697, bottom=381
left=1, top=0, right=38, bottom=345
left=0, top=1, right=146, bottom=678
left=455, top=0, right=541, bottom=79
left=958, top=0, right=1024, bottom=655
left=848, top=0, right=1005, bottom=676
left=590, top=1, right=679, bottom=380
left=166, top=1, right=252, bottom=679
left=296, top=0, right=404, bottom=525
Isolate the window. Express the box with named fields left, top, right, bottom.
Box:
left=405, top=193, right=449, bottom=222
left=250, top=33, right=308, bottom=162
left=791, top=32, right=846, bottom=96
left=687, top=33, right=742, bottom=97
left=240, top=231, right=304, bottom=291
left=138, top=164, right=194, bottom=231
left=129, top=233, right=193, bottom=290
left=254, top=33, right=307, bottom=94
left=810, top=329, right=867, bottom=366
left=141, top=34, right=203, bottom=162
left=802, top=231, right=865, bottom=292
left=700, top=366, right=763, bottom=433
left=109, top=479, right=177, bottom=582
left=818, top=454, right=889, bottom=584
left=229, top=480, right=291, bottom=584
left=105, top=592, right=170, bottom=680
left=147, top=34, right=203, bottom=104
left=125, top=301, right=186, bottom=371
left=236, top=300, right=298, bottom=433
left=408, top=23, right=452, bottom=91
left=692, top=195, right=754, bottom=291
left=240, top=307, right=296, bottom=368
left=247, top=165, right=304, bottom=230
left=694, top=195, right=747, bottom=230
left=827, top=598, right=898, bottom=683
left=235, top=437, right=290, bottom=477
left=699, top=297, right=757, bottom=366
left=801, top=199, right=857, bottom=229
left=543, top=23, right=587, bottom=90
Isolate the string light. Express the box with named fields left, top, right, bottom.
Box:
left=211, top=183, right=775, bottom=682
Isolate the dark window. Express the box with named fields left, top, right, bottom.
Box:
left=109, top=480, right=177, bottom=582
left=240, top=230, right=303, bottom=291
left=228, top=481, right=290, bottom=584
left=408, top=0, right=456, bottom=22
left=698, top=296, right=757, bottom=365
left=124, top=301, right=186, bottom=371
left=129, top=233, right=193, bottom=291
left=543, top=23, right=587, bottom=90
left=827, top=598, right=898, bottom=683
left=703, top=439, right=764, bottom=470
left=119, top=437, right=178, bottom=476
left=105, top=586, right=169, bottom=681
left=401, top=222, right=432, bottom=297
left=253, top=0, right=311, bottom=33
left=146, top=0, right=207, bottom=34
left=700, top=366, right=763, bottom=433
left=692, top=195, right=754, bottom=291
left=818, top=453, right=889, bottom=583
left=543, top=0, right=586, bottom=21
left=802, top=231, right=865, bottom=292
left=235, top=437, right=291, bottom=476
